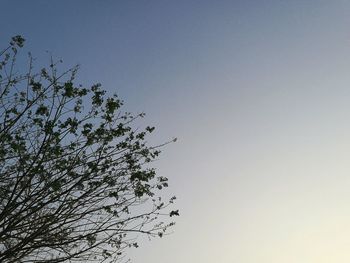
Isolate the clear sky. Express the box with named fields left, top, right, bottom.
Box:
left=3, top=1, right=350, bottom=262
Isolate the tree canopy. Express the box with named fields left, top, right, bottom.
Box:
left=0, top=36, right=178, bottom=263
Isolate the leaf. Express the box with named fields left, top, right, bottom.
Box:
left=169, top=210, right=179, bottom=217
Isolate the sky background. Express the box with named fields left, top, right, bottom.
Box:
left=3, top=1, right=350, bottom=262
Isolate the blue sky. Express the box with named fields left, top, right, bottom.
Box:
left=3, top=1, right=350, bottom=262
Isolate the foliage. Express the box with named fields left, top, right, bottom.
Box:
left=0, top=36, right=178, bottom=263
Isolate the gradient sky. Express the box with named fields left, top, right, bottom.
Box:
left=3, top=1, right=350, bottom=262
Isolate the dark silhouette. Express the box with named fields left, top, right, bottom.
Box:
left=0, top=36, right=178, bottom=263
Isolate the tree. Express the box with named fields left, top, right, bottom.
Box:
left=0, top=36, right=178, bottom=263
